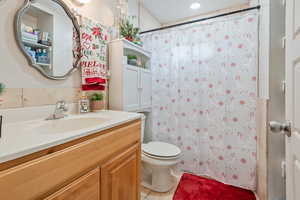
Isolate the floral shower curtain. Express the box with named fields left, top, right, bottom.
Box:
left=142, top=11, right=258, bottom=190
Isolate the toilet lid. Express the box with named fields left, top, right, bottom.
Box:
left=142, top=142, right=181, bottom=158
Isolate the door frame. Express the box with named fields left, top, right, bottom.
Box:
left=257, top=0, right=286, bottom=200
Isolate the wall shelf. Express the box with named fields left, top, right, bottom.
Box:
left=23, top=40, right=52, bottom=49
left=36, top=62, right=50, bottom=67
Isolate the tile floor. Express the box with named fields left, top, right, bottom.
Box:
left=141, top=173, right=182, bottom=200
left=141, top=183, right=178, bottom=200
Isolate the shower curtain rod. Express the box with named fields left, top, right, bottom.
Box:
left=140, top=5, right=261, bottom=34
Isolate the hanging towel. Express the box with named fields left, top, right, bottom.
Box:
left=77, top=17, right=109, bottom=91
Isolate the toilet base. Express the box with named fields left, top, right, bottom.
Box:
left=142, top=162, right=176, bottom=193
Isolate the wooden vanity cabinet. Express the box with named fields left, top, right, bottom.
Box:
left=44, top=168, right=100, bottom=200
left=0, top=120, right=141, bottom=200
left=101, top=144, right=140, bottom=200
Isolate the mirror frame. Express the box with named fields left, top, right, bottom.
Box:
left=14, top=0, right=82, bottom=80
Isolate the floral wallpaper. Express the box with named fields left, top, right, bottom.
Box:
left=142, top=11, right=258, bottom=190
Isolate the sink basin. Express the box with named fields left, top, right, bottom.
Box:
left=37, top=117, right=109, bottom=134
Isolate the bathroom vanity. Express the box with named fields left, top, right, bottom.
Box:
left=0, top=111, right=142, bottom=200
left=2, top=0, right=142, bottom=199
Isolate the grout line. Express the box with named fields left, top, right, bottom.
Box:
left=254, top=192, right=260, bottom=200
left=141, top=186, right=151, bottom=200
left=144, top=191, right=151, bottom=199
left=21, top=88, right=24, bottom=107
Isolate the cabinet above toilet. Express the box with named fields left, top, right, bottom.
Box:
left=109, top=39, right=152, bottom=112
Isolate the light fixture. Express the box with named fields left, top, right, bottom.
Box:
left=190, top=2, right=201, bottom=10
left=75, top=0, right=91, bottom=4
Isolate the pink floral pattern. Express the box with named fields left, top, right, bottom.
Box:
left=142, top=12, right=258, bottom=190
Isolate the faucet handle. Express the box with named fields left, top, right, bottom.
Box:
left=47, top=101, right=69, bottom=120
left=56, top=100, right=68, bottom=111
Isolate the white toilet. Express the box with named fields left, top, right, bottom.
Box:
left=140, top=115, right=182, bottom=193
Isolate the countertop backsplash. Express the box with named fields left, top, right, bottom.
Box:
left=0, top=88, right=81, bottom=110
left=0, top=103, right=79, bottom=124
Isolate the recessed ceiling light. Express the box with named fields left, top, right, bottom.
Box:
left=190, top=2, right=201, bottom=10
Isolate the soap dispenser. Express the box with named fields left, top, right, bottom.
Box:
left=79, top=92, right=90, bottom=113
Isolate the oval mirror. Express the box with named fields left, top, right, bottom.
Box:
left=15, top=0, right=81, bottom=80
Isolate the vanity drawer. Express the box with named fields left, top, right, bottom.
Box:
left=0, top=120, right=141, bottom=200
left=44, top=168, right=100, bottom=200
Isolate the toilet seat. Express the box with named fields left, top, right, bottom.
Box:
left=142, top=142, right=181, bottom=160
left=143, top=152, right=181, bottom=160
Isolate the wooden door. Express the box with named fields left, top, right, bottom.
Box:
left=101, top=144, right=140, bottom=200
left=140, top=69, right=152, bottom=110
left=286, top=0, right=300, bottom=199
left=124, top=65, right=140, bottom=111
left=44, top=168, right=100, bottom=200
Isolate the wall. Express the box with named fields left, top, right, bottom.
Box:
left=256, top=98, right=268, bottom=200
left=0, top=0, right=115, bottom=109
left=127, top=0, right=161, bottom=32
left=139, top=5, right=161, bottom=32
left=259, top=0, right=270, bottom=99
left=127, top=0, right=139, bottom=27
left=161, top=1, right=258, bottom=26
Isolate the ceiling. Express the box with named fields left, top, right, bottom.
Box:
left=141, top=0, right=250, bottom=24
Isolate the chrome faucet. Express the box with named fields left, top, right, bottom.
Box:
left=47, top=101, right=68, bottom=120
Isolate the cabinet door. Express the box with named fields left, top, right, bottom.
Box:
left=124, top=65, right=140, bottom=111
left=45, top=168, right=100, bottom=200
left=140, top=69, right=152, bottom=110
left=101, top=144, right=140, bottom=200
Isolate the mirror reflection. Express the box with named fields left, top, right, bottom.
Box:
left=18, top=0, right=79, bottom=78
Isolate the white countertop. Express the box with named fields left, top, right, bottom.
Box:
left=0, top=110, right=143, bottom=163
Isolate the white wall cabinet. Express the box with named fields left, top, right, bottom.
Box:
left=109, top=39, right=152, bottom=112
left=139, top=69, right=152, bottom=110
left=124, top=64, right=140, bottom=111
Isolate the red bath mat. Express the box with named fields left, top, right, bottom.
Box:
left=173, top=173, right=256, bottom=200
